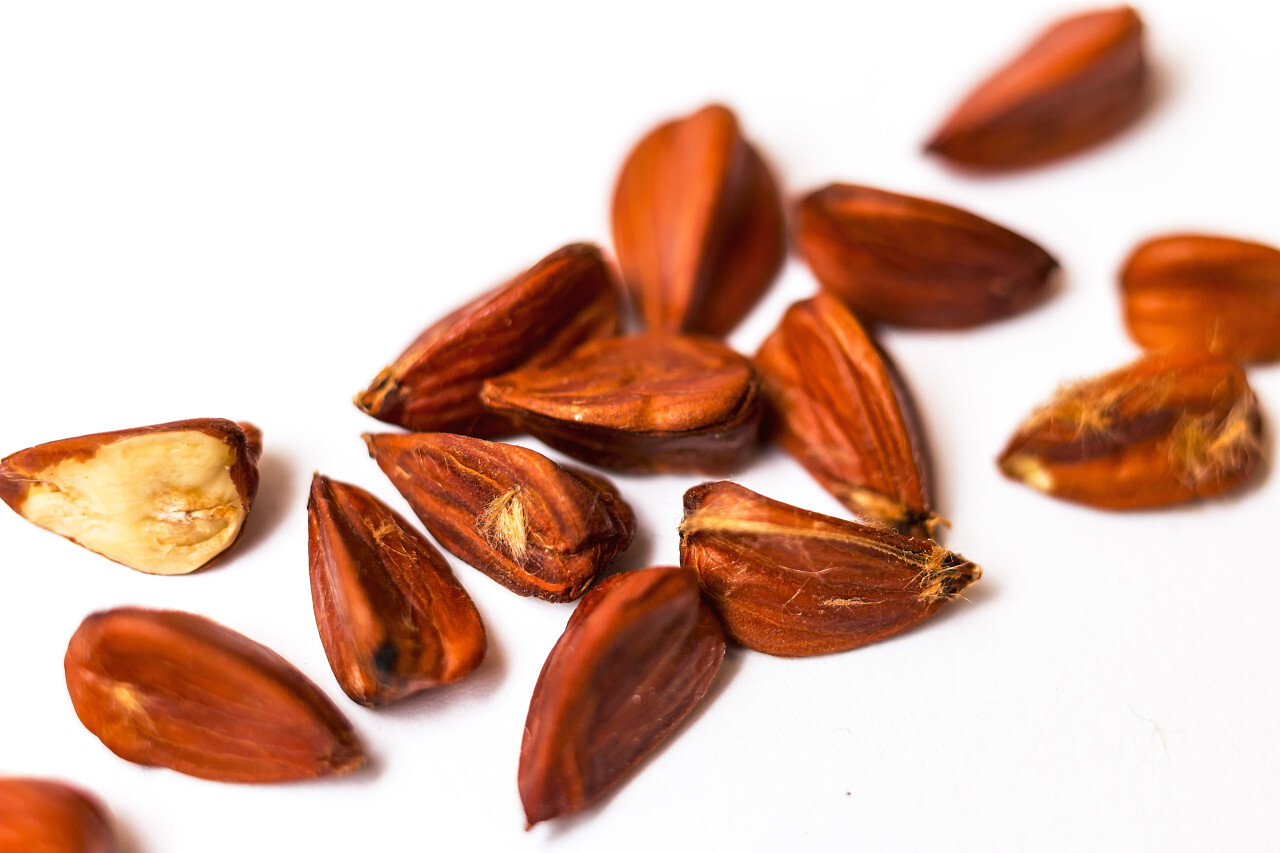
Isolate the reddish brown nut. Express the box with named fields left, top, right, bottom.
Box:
left=354, top=243, right=621, bottom=435
left=998, top=350, right=1264, bottom=508
left=612, top=103, right=785, bottom=336
left=480, top=334, right=763, bottom=474
left=796, top=184, right=1058, bottom=328
left=1121, top=233, right=1280, bottom=363
left=519, top=567, right=725, bottom=827
left=0, top=419, right=262, bottom=575
left=679, top=482, right=980, bottom=657
left=364, top=433, right=633, bottom=601
left=308, top=474, right=487, bottom=706
left=925, top=6, right=1148, bottom=170
left=0, top=778, right=115, bottom=852
left=65, top=607, right=365, bottom=783
left=755, top=293, right=937, bottom=537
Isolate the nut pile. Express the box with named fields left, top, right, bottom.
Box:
left=2, top=4, right=1277, bottom=845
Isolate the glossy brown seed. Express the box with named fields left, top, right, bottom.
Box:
left=481, top=334, right=763, bottom=474
left=925, top=6, right=1148, bottom=170
left=365, top=433, right=634, bottom=601
left=0, top=778, right=115, bottom=852
left=0, top=419, right=262, bottom=575
left=1121, top=233, right=1280, bottom=363
left=679, top=482, right=980, bottom=657
left=797, top=184, right=1058, bottom=328
left=998, top=350, right=1263, bottom=508
left=354, top=243, right=621, bottom=435
left=519, top=567, right=725, bottom=827
left=755, top=294, right=937, bottom=537
left=612, top=103, right=785, bottom=336
left=65, top=608, right=365, bottom=783
left=308, top=474, right=487, bottom=706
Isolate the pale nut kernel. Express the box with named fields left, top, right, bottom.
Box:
left=0, top=419, right=262, bottom=575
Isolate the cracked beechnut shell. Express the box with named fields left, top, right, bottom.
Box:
left=998, top=350, right=1264, bottom=508
left=0, top=418, right=262, bottom=575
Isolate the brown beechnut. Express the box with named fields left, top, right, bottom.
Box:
left=796, top=183, right=1058, bottom=328
left=679, top=482, right=980, bottom=657
left=0, top=418, right=261, bottom=575
left=926, top=6, right=1148, bottom=170
left=755, top=293, right=938, bottom=538
left=355, top=243, right=620, bottom=435
left=519, top=567, right=725, bottom=827
left=998, top=350, right=1264, bottom=509
left=0, top=777, right=116, bottom=852
left=65, top=607, right=365, bottom=783
left=481, top=334, right=763, bottom=474
left=1121, top=233, right=1280, bottom=363
left=365, top=432, right=634, bottom=601
left=612, top=103, right=785, bottom=336
left=308, top=474, right=487, bottom=706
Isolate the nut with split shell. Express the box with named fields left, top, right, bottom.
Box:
left=0, top=418, right=261, bottom=575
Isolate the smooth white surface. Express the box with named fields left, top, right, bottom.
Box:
left=1, top=1, right=1278, bottom=849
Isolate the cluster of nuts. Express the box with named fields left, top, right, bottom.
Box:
left=3, top=5, right=1277, bottom=845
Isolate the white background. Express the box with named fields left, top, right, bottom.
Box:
left=2, top=1, right=1278, bottom=849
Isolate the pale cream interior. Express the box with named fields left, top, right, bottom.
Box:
left=20, top=430, right=245, bottom=574
left=1001, top=454, right=1055, bottom=493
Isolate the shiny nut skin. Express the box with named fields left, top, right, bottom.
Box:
left=365, top=433, right=634, bottom=601
left=926, top=6, right=1148, bottom=170
left=65, top=607, right=365, bottom=783
left=755, top=293, right=937, bottom=537
left=481, top=334, right=763, bottom=474
left=519, top=567, right=725, bottom=826
left=308, top=474, right=487, bottom=706
left=797, top=183, right=1058, bottom=328
left=612, top=103, right=785, bottom=336
left=680, top=482, right=980, bottom=657
left=355, top=243, right=621, bottom=435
